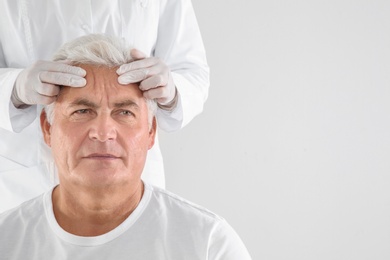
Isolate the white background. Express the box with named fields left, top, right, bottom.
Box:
left=160, top=1, right=390, bottom=259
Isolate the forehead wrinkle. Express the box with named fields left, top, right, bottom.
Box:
left=68, top=65, right=143, bottom=110
left=66, top=96, right=141, bottom=113
left=91, top=72, right=124, bottom=108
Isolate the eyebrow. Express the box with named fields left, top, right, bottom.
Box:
left=68, top=98, right=140, bottom=110
left=114, top=100, right=140, bottom=110
left=69, top=98, right=98, bottom=109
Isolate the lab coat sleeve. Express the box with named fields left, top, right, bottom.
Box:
left=154, top=0, right=210, bottom=132
left=0, top=46, right=37, bottom=133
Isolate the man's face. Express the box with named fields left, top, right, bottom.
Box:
left=41, top=65, right=156, bottom=189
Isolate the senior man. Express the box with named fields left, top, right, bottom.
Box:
left=0, top=35, right=251, bottom=259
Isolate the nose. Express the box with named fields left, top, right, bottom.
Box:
left=88, top=113, right=117, bottom=142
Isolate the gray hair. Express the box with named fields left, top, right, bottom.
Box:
left=45, top=34, right=157, bottom=128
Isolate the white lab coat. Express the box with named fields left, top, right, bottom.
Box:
left=0, top=0, right=209, bottom=213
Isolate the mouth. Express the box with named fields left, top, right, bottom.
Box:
left=83, top=153, right=120, bottom=160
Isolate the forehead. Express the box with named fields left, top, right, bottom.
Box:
left=57, top=65, right=143, bottom=105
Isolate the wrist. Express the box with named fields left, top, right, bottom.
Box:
left=11, top=86, right=29, bottom=109
left=157, top=88, right=178, bottom=112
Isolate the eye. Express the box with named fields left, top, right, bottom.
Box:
left=75, top=109, right=90, bottom=114
left=69, top=108, right=95, bottom=121
left=71, top=108, right=93, bottom=118
left=119, top=110, right=135, bottom=117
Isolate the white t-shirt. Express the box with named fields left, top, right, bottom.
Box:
left=0, top=183, right=251, bottom=260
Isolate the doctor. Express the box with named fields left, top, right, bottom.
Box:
left=0, top=0, right=209, bottom=212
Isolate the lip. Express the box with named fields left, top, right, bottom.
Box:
left=83, top=153, right=120, bottom=160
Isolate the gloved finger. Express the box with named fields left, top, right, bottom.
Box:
left=26, top=92, right=57, bottom=105
left=142, top=87, right=171, bottom=104
left=33, top=83, right=61, bottom=97
left=118, top=69, right=150, bottom=84
left=56, top=59, right=76, bottom=65
left=130, top=48, right=147, bottom=60
left=40, top=71, right=86, bottom=87
left=35, top=95, right=57, bottom=105
left=38, top=60, right=86, bottom=77
left=118, top=61, right=166, bottom=84
left=139, top=74, right=167, bottom=91
left=116, top=57, right=160, bottom=75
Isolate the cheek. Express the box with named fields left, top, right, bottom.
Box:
left=123, top=130, right=150, bottom=155
left=50, top=123, right=85, bottom=160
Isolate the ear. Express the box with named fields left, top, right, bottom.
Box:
left=40, top=109, right=52, bottom=147
left=148, top=117, right=157, bottom=150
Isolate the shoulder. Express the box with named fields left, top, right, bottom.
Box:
left=0, top=193, right=45, bottom=225
left=146, top=183, right=224, bottom=223
left=0, top=192, right=47, bottom=252
left=145, top=184, right=252, bottom=259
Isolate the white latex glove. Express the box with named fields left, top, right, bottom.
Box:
left=12, top=60, right=86, bottom=107
left=116, top=49, right=178, bottom=110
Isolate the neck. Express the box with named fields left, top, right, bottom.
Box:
left=52, top=181, right=144, bottom=236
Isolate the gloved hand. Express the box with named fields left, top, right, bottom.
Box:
left=116, top=49, right=178, bottom=110
left=12, top=60, right=86, bottom=107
